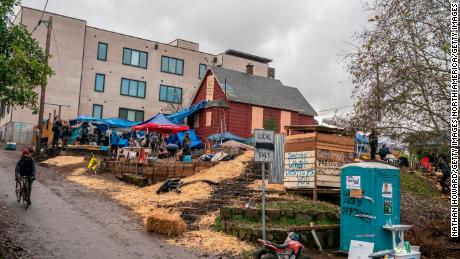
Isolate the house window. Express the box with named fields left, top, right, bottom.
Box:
left=97, top=42, right=108, bottom=61
left=120, top=78, right=146, bottom=98
left=194, top=114, right=200, bottom=128
left=94, top=73, right=105, bottom=92
left=122, top=48, right=148, bottom=68
left=119, top=108, right=144, bottom=122
left=92, top=104, right=103, bottom=119
left=159, top=84, right=182, bottom=104
left=205, top=111, right=212, bottom=127
left=199, top=63, right=207, bottom=79
left=161, top=56, right=184, bottom=75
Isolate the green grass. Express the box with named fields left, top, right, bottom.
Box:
left=256, top=200, right=338, bottom=213
left=228, top=214, right=338, bottom=227
left=400, top=171, right=440, bottom=198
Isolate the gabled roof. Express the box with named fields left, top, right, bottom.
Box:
left=210, top=66, right=317, bottom=116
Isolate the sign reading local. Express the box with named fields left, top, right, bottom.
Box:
left=254, top=129, right=274, bottom=162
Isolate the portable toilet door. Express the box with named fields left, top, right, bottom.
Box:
left=340, top=162, right=400, bottom=253
left=373, top=168, right=401, bottom=251
left=340, top=164, right=377, bottom=252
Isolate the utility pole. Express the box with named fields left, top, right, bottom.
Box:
left=36, top=16, right=53, bottom=151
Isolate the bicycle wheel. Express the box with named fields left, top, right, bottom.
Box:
left=22, top=181, right=30, bottom=209
left=15, top=181, right=21, bottom=203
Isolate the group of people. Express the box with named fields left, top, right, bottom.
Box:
left=51, top=118, right=73, bottom=149
left=51, top=118, right=106, bottom=149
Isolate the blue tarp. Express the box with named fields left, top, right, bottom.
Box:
left=70, top=116, right=139, bottom=129
left=167, top=100, right=207, bottom=124
left=207, top=132, right=247, bottom=143
left=356, top=133, right=369, bottom=144
left=177, top=129, right=203, bottom=149
left=102, top=117, right=139, bottom=128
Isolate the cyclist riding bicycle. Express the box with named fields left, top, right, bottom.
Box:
left=15, top=149, right=36, bottom=206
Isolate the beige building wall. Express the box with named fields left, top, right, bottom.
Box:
left=79, top=27, right=216, bottom=119
left=1, top=6, right=275, bottom=143
left=1, top=7, right=86, bottom=129
left=216, top=53, right=268, bottom=77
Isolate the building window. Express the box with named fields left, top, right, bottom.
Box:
left=205, top=111, right=212, bottom=127
left=161, top=56, right=184, bottom=75
left=97, top=42, right=108, bottom=61
left=122, top=48, right=148, bottom=68
left=94, top=73, right=105, bottom=92
left=199, top=63, right=207, bottom=79
left=120, top=78, right=146, bottom=98
left=92, top=104, right=103, bottom=119
left=159, top=84, right=182, bottom=104
left=119, top=108, right=144, bottom=122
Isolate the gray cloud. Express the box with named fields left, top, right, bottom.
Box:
left=21, top=0, right=369, bottom=115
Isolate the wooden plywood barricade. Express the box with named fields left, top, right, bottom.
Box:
left=284, top=132, right=355, bottom=191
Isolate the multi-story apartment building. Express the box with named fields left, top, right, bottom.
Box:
left=0, top=6, right=276, bottom=143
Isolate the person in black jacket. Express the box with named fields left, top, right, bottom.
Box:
left=51, top=118, right=62, bottom=148
left=369, top=129, right=378, bottom=160
left=438, top=156, right=451, bottom=193
left=15, top=150, right=36, bottom=206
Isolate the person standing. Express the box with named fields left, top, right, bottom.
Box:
left=369, top=129, right=378, bottom=160
left=51, top=118, right=62, bottom=148
left=61, top=122, right=71, bottom=150
left=438, top=156, right=451, bottom=193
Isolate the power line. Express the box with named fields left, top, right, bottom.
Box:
left=31, top=0, right=49, bottom=33
left=316, top=105, right=353, bottom=113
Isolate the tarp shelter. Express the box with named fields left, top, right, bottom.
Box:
left=176, top=129, right=203, bottom=149
left=167, top=100, right=207, bottom=124
left=207, top=131, right=247, bottom=143
left=70, top=116, right=139, bottom=129
left=133, top=114, right=189, bottom=133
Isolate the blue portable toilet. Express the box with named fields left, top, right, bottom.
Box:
left=340, top=162, right=400, bottom=253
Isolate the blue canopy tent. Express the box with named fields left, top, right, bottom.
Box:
left=167, top=100, right=207, bottom=124
left=207, top=131, right=247, bottom=143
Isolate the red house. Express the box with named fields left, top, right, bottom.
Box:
left=190, top=65, right=317, bottom=139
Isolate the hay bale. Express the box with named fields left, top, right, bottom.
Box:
left=145, top=211, right=187, bottom=236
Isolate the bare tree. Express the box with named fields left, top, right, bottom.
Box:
left=342, top=0, right=451, bottom=144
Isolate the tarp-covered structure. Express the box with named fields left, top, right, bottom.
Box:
left=167, top=100, right=207, bottom=124
left=70, top=116, right=139, bottom=129
left=207, top=131, right=247, bottom=143
left=133, top=113, right=189, bottom=133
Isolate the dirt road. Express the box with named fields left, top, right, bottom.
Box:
left=0, top=149, right=206, bottom=259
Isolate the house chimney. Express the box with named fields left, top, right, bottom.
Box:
left=246, top=64, right=254, bottom=75
left=267, top=67, right=275, bottom=78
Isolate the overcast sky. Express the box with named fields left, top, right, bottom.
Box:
left=20, top=0, right=370, bottom=117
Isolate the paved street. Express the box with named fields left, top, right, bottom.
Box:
left=0, top=149, right=204, bottom=259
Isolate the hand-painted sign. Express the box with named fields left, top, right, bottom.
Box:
left=346, top=175, right=361, bottom=189
left=284, top=151, right=316, bottom=188
left=254, top=129, right=274, bottom=162
left=317, top=149, right=354, bottom=162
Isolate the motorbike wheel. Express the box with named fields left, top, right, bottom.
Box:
left=254, top=248, right=277, bottom=259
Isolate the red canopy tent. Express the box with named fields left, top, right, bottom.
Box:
left=133, top=113, right=189, bottom=134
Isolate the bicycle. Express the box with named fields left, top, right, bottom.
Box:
left=87, top=154, right=106, bottom=175
left=15, top=176, right=31, bottom=209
